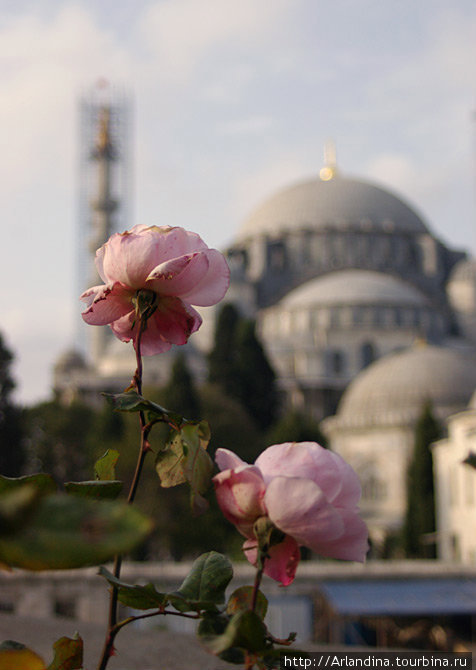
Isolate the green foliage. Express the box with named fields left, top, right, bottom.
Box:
left=233, top=318, right=278, bottom=431
left=100, top=551, right=233, bottom=616
left=403, top=402, right=441, bottom=558
left=208, top=303, right=241, bottom=397
left=0, top=333, right=24, bottom=477
left=94, top=449, right=120, bottom=481
left=227, top=586, right=268, bottom=620
left=103, top=390, right=182, bottom=429
left=171, top=551, right=233, bottom=612
left=267, top=410, right=328, bottom=447
left=200, top=384, right=262, bottom=462
left=162, top=353, right=201, bottom=420
left=23, top=400, right=97, bottom=483
left=0, top=489, right=152, bottom=570
left=47, top=635, right=83, bottom=670
left=0, top=473, right=56, bottom=495
left=208, top=304, right=278, bottom=431
left=202, top=610, right=268, bottom=655
left=64, top=480, right=123, bottom=500
left=99, top=566, right=168, bottom=610
left=155, top=421, right=214, bottom=515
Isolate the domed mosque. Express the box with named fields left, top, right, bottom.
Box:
left=224, top=146, right=476, bottom=552
left=226, top=146, right=471, bottom=419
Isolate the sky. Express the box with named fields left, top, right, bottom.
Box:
left=1, top=0, right=476, bottom=405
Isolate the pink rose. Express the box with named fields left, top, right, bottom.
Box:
left=213, top=443, right=368, bottom=586
left=80, top=225, right=230, bottom=355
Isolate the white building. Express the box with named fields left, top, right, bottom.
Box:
left=433, top=393, right=476, bottom=563
left=322, top=343, right=476, bottom=548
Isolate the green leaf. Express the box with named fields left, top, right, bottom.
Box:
left=98, top=566, right=168, bottom=610
left=65, top=481, right=123, bottom=500
left=103, top=391, right=183, bottom=428
left=203, top=610, right=268, bottom=655
left=0, top=494, right=152, bottom=570
left=0, top=640, right=46, bottom=669
left=197, top=614, right=245, bottom=665
left=156, top=421, right=214, bottom=515
left=0, top=486, right=43, bottom=535
left=94, top=450, right=120, bottom=481
left=0, top=474, right=56, bottom=496
left=172, top=551, right=233, bottom=612
left=47, top=634, right=83, bottom=670
left=227, top=586, right=268, bottom=620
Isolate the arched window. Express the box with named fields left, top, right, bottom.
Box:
left=361, top=342, right=377, bottom=369
left=327, top=349, right=346, bottom=376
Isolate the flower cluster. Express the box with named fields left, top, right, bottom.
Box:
left=213, top=442, right=369, bottom=585
left=81, top=224, right=230, bottom=355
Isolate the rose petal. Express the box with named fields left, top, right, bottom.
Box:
left=213, top=466, right=266, bottom=538
left=97, top=228, right=163, bottom=287
left=308, top=509, right=369, bottom=562
left=80, top=283, right=133, bottom=326
left=179, top=249, right=230, bottom=307
left=148, top=298, right=202, bottom=345
left=255, top=443, right=343, bottom=502
left=215, top=448, right=248, bottom=472
left=146, top=252, right=210, bottom=297
left=264, top=476, right=345, bottom=547
left=243, top=535, right=300, bottom=586
left=325, top=450, right=362, bottom=508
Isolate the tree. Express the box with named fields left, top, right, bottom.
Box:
left=0, top=333, right=23, bottom=476
left=208, top=303, right=241, bottom=397
left=208, top=303, right=278, bottom=432
left=24, top=400, right=96, bottom=483
left=162, top=353, right=201, bottom=421
left=267, top=410, right=328, bottom=447
left=403, top=403, right=441, bottom=558
left=234, top=319, right=278, bottom=431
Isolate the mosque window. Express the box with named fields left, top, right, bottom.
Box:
left=361, top=342, right=377, bottom=369
left=268, top=241, right=287, bottom=271
left=327, top=349, right=346, bottom=376
left=361, top=473, right=386, bottom=502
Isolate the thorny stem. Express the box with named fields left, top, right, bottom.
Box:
left=250, top=560, right=264, bottom=614
left=98, top=608, right=201, bottom=666
left=97, top=321, right=151, bottom=670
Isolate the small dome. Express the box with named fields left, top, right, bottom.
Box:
left=335, top=343, right=476, bottom=428
left=281, top=270, right=429, bottom=309
left=237, top=175, right=429, bottom=240
left=54, top=349, right=88, bottom=372
left=449, top=258, right=476, bottom=283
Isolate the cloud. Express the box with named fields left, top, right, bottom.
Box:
left=230, top=152, right=312, bottom=227
left=138, top=0, right=295, bottom=81
left=216, top=115, right=277, bottom=137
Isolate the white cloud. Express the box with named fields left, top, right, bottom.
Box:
left=231, top=152, right=311, bottom=226
left=138, top=0, right=295, bottom=80
left=216, top=115, right=277, bottom=137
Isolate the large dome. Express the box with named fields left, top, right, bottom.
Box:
left=334, top=343, right=476, bottom=428
left=237, top=174, right=429, bottom=240
left=280, top=270, right=429, bottom=309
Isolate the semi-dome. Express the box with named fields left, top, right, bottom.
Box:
left=449, top=258, right=476, bottom=283
left=334, top=343, right=476, bottom=428
left=54, top=349, right=88, bottom=372
left=237, top=174, right=429, bottom=240
left=281, top=270, right=429, bottom=309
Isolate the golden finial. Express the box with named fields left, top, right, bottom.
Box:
left=97, top=107, right=111, bottom=153
left=319, top=139, right=338, bottom=181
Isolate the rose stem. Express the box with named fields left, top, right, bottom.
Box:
left=97, top=320, right=150, bottom=670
